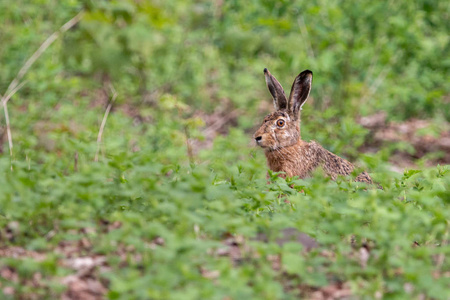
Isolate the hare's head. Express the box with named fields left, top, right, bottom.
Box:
left=253, top=68, right=312, bottom=150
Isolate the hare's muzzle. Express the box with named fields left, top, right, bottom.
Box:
left=253, top=125, right=269, bottom=147
left=254, top=135, right=263, bottom=146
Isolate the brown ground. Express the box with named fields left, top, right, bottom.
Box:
left=359, top=112, right=450, bottom=170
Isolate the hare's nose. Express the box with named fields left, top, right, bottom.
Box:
left=255, top=136, right=262, bottom=142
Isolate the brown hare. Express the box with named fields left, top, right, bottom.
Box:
left=253, top=68, right=372, bottom=184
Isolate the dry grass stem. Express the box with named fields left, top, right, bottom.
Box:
left=95, top=85, right=117, bottom=162
left=1, top=81, right=27, bottom=107
left=3, top=102, right=13, bottom=170
left=0, top=10, right=84, bottom=164
left=1, top=11, right=84, bottom=104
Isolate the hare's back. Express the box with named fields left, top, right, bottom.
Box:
left=309, top=141, right=372, bottom=183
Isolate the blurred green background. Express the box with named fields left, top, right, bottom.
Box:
left=1, top=0, right=449, bottom=165
left=0, top=1, right=449, bottom=299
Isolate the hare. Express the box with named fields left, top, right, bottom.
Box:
left=253, top=68, right=372, bottom=184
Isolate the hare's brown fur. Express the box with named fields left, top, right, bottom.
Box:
left=254, top=69, right=372, bottom=184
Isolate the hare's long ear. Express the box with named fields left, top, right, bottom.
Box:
left=288, top=70, right=312, bottom=119
left=264, top=68, right=288, bottom=110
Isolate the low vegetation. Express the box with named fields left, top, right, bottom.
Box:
left=0, top=1, right=448, bottom=299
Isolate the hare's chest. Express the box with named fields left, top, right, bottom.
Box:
left=265, top=147, right=318, bottom=178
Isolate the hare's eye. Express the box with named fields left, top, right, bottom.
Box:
left=276, top=119, right=285, bottom=127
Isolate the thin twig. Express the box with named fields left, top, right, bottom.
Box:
left=360, top=54, right=399, bottom=104
left=297, top=16, right=326, bottom=106
left=74, top=151, right=79, bottom=172
left=202, top=109, right=240, bottom=136
left=95, top=85, right=117, bottom=162
left=184, top=126, right=194, bottom=165
left=297, top=16, right=315, bottom=60
left=0, top=10, right=84, bottom=164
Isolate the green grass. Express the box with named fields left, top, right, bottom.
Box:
left=0, top=0, right=449, bottom=299
left=0, top=135, right=449, bottom=298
